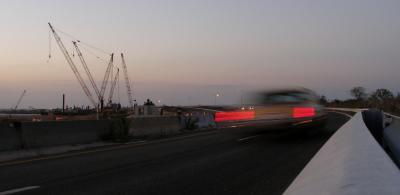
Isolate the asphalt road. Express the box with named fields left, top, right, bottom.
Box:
left=0, top=112, right=349, bottom=195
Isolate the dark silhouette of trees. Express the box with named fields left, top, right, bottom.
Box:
left=368, top=88, right=395, bottom=111
left=370, top=88, right=394, bottom=102
left=319, top=95, right=328, bottom=104
left=324, top=87, right=399, bottom=114
left=350, top=87, right=367, bottom=100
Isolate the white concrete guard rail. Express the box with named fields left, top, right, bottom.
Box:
left=284, top=111, right=400, bottom=195
left=326, top=107, right=368, bottom=112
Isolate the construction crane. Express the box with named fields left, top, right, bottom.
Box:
left=99, top=53, right=114, bottom=108
left=108, top=68, right=120, bottom=104
left=48, top=23, right=97, bottom=107
left=121, top=53, right=134, bottom=108
left=14, top=90, right=26, bottom=110
left=72, top=41, right=101, bottom=101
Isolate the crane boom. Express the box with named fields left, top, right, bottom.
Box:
left=121, top=53, right=134, bottom=108
left=108, top=68, right=119, bottom=103
left=14, top=90, right=26, bottom=110
left=100, top=53, right=114, bottom=102
left=48, top=23, right=97, bottom=107
left=72, top=41, right=101, bottom=101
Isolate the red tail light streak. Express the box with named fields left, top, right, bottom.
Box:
left=292, top=107, right=315, bottom=118
left=214, top=111, right=255, bottom=122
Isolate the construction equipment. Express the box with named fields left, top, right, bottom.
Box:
left=100, top=53, right=114, bottom=108
left=72, top=41, right=101, bottom=101
left=108, top=68, right=120, bottom=104
left=48, top=23, right=97, bottom=107
left=121, top=53, right=134, bottom=108
left=14, top=90, right=26, bottom=110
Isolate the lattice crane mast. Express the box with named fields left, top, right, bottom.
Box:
left=14, top=90, right=26, bottom=110
left=72, top=41, right=101, bottom=102
left=108, top=68, right=120, bottom=104
left=48, top=23, right=97, bottom=107
left=121, top=53, right=134, bottom=108
left=99, top=53, right=114, bottom=108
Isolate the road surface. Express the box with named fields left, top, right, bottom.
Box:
left=0, top=112, right=349, bottom=195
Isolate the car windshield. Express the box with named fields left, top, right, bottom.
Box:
left=262, top=92, right=316, bottom=104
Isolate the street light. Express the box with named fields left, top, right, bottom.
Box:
left=215, top=93, right=220, bottom=105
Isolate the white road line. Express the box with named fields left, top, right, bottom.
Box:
left=125, top=140, right=147, bottom=145
left=0, top=186, right=40, bottom=195
left=327, top=111, right=353, bottom=118
left=237, top=135, right=259, bottom=142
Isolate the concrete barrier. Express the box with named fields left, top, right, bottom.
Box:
left=21, top=120, right=112, bottom=148
left=179, top=108, right=217, bottom=129
left=326, top=107, right=368, bottom=112
left=284, top=112, right=400, bottom=195
left=385, top=112, right=400, bottom=119
left=129, top=116, right=181, bottom=138
left=0, top=116, right=185, bottom=151
left=0, top=123, right=22, bottom=151
left=194, top=112, right=216, bottom=129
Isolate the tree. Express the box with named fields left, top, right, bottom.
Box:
left=332, top=99, right=342, bottom=105
left=370, top=88, right=394, bottom=102
left=350, top=87, right=367, bottom=100
left=319, top=95, right=328, bottom=104
left=368, top=88, right=395, bottom=110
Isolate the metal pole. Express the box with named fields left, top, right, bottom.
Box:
left=96, top=106, right=99, bottom=120
left=62, top=94, right=65, bottom=113
left=215, top=93, right=219, bottom=105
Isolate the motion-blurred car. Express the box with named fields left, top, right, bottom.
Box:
left=214, top=88, right=327, bottom=134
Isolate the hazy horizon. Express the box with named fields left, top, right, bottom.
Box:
left=2, top=0, right=400, bottom=108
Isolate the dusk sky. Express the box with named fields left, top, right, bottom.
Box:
left=1, top=0, right=400, bottom=108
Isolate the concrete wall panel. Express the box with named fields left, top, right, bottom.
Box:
left=129, top=116, right=181, bottom=138
left=21, top=120, right=112, bottom=148
left=0, top=123, right=21, bottom=151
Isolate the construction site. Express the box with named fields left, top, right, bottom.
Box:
left=0, top=22, right=220, bottom=155
left=1, top=23, right=175, bottom=123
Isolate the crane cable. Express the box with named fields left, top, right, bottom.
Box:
left=53, top=26, right=112, bottom=55
left=47, top=28, right=52, bottom=62
left=77, top=43, right=109, bottom=63
left=117, top=73, right=121, bottom=104
left=48, top=25, right=111, bottom=64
